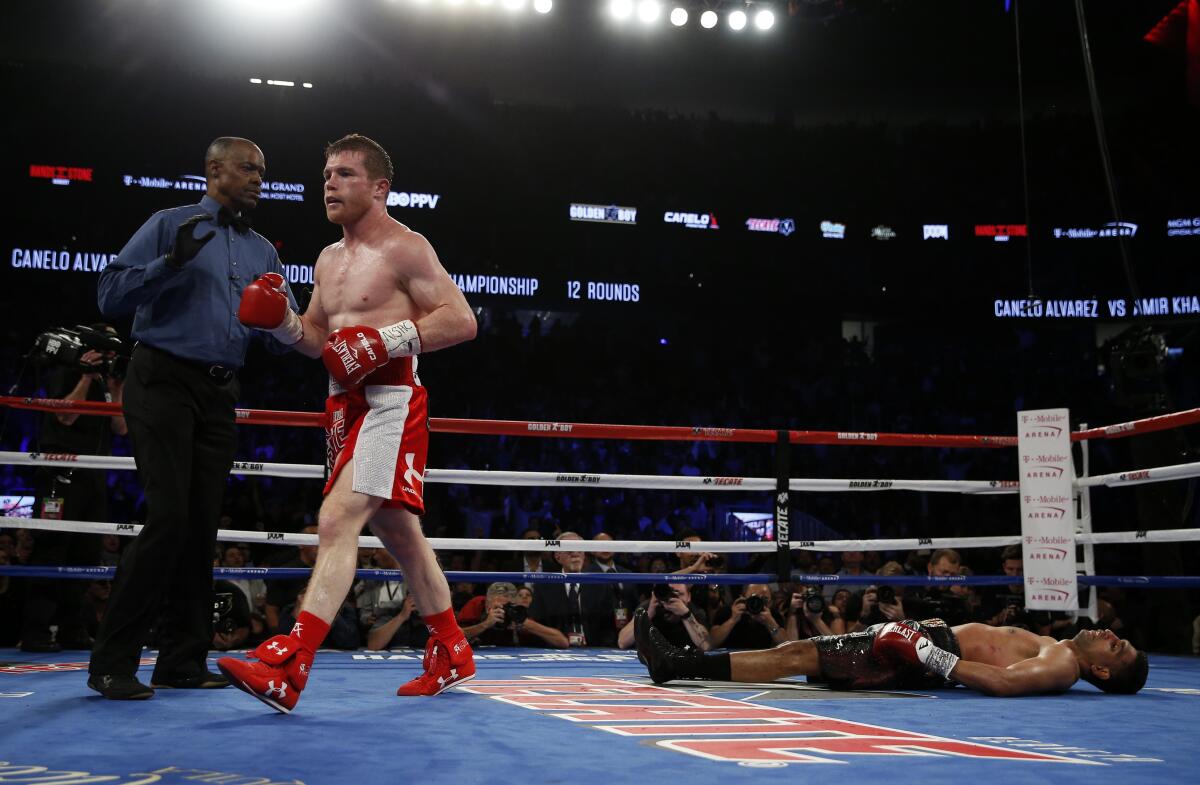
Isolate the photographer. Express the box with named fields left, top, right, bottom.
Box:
left=22, top=323, right=128, bottom=652
left=901, top=548, right=972, bottom=626
left=979, top=545, right=1038, bottom=630
left=459, top=582, right=568, bottom=648
left=709, top=584, right=787, bottom=649
left=618, top=583, right=710, bottom=651
left=784, top=585, right=840, bottom=640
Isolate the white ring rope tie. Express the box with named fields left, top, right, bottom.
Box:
left=6, top=516, right=1199, bottom=552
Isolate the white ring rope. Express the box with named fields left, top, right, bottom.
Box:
left=0, top=451, right=1013, bottom=494
left=1075, top=460, right=1200, bottom=489
left=6, top=516, right=1198, bottom=552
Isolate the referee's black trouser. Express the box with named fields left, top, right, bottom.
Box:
left=89, top=345, right=238, bottom=679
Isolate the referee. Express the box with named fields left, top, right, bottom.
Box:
left=89, top=137, right=298, bottom=700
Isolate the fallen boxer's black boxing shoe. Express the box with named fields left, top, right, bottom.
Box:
left=634, top=607, right=706, bottom=684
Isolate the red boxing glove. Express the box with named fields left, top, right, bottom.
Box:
left=239, top=272, right=303, bottom=345
left=323, top=325, right=389, bottom=387
left=872, top=621, right=960, bottom=679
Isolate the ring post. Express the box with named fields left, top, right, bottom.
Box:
left=775, top=429, right=791, bottom=583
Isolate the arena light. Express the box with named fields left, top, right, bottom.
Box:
left=610, top=0, right=634, bottom=22
left=754, top=8, right=774, bottom=30
left=533, top=0, right=552, bottom=13
left=699, top=9, right=717, bottom=28
left=220, top=0, right=321, bottom=21
left=728, top=9, right=747, bottom=30
left=446, top=0, right=466, bottom=7
left=502, top=0, right=525, bottom=10
left=669, top=7, right=687, bottom=26
left=637, top=0, right=661, bottom=24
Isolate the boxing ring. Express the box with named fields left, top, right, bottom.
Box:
left=1, top=396, right=1199, bottom=784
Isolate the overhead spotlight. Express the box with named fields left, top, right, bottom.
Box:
left=610, top=0, right=634, bottom=21
left=302, top=82, right=313, bottom=88
left=476, top=0, right=494, bottom=5
left=754, top=8, right=774, bottom=30
left=728, top=9, right=747, bottom=30
left=501, top=0, right=524, bottom=9
left=533, top=0, right=552, bottom=12
left=446, top=0, right=466, bottom=7
left=669, top=6, right=687, bottom=26
left=699, top=9, right=718, bottom=28
left=637, top=0, right=661, bottom=24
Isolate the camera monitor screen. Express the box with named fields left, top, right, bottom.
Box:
left=1, top=495, right=35, bottom=519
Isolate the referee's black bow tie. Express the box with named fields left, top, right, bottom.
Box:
left=217, top=207, right=252, bottom=234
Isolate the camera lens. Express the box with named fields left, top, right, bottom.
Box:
left=803, top=590, right=825, bottom=614
left=877, top=585, right=895, bottom=605
left=744, top=595, right=766, bottom=615
left=653, top=583, right=675, bottom=602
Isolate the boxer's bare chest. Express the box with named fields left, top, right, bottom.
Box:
left=320, top=243, right=415, bottom=329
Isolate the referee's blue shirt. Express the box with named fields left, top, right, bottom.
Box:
left=98, top=194, right=299, bottom=367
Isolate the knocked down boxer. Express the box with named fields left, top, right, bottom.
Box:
left=634, top=609, right=1148, bottom=696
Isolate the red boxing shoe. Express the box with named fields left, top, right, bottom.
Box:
left=218, top=612, right=328, bottom=714
left=397, top=635, right=476, bottom=696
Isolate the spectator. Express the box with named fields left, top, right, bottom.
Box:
left=709, top=584, right=788, bottom=650
left=264, top=525, right=318, bottom=633
left=366, top=594, right=428, bottom=651
left=515, top=586, right=534, bottom=607
left=354, top=548, right=406, bottom=631
left=459, top=582, right=568, bottom=648
left=220, top=543, right=265, bottom=615
left=586, top=532, right=638, bottom=635
left=281, top=584, right=360, bottom=650
left=783, top=584, right=840, bottom=640
left=617, top=583, right=710, bottom=651
left=529, top=532, right=618, bottom=646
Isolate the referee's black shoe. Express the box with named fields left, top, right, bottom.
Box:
left=87, top=673, right=155, bottom=700
left=151, top=670, right=230, bottom=689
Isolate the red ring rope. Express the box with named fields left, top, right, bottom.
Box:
left=4, top=395, right=1199, bottom=447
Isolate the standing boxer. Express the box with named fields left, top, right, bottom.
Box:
left=220, top=134, right=477, bottom=713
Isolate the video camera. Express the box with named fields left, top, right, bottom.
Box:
left=212, top=592, right=235, bottom=635
left=908, top=587, right=969, bottom=625
left=32, top=324, right=130, bottom=380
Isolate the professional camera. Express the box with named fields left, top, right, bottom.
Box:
left=652, top=583, right=676, bottom=602
left=502, top=602, right=528, bottom=626
left=212, top=592, right=235, bottom=635
left=876, top=585, right=896, bottom=605
left=744, top=594, right=767, bottom=615
left=704, top=554, right=725, bottom=569
left=909, top=588, right=969, bottom=625
left=802, top=589, right=826, bottom=615
left=31, top=324, right=130, bottom=380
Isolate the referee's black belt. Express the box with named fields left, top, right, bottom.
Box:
left=136, top=343, right=237, bottom=384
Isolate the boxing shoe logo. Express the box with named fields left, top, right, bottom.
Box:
left=439, top=669, right=459, bottom=688
left=264, top=680, right=288, bottom=699
left=452, top=640, right=467, bottom=655
left=291, top=622, right=305, bottom=636
left=299, top=662, right=309, bottom=676
left=267, top=641, right=290, bottom=656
